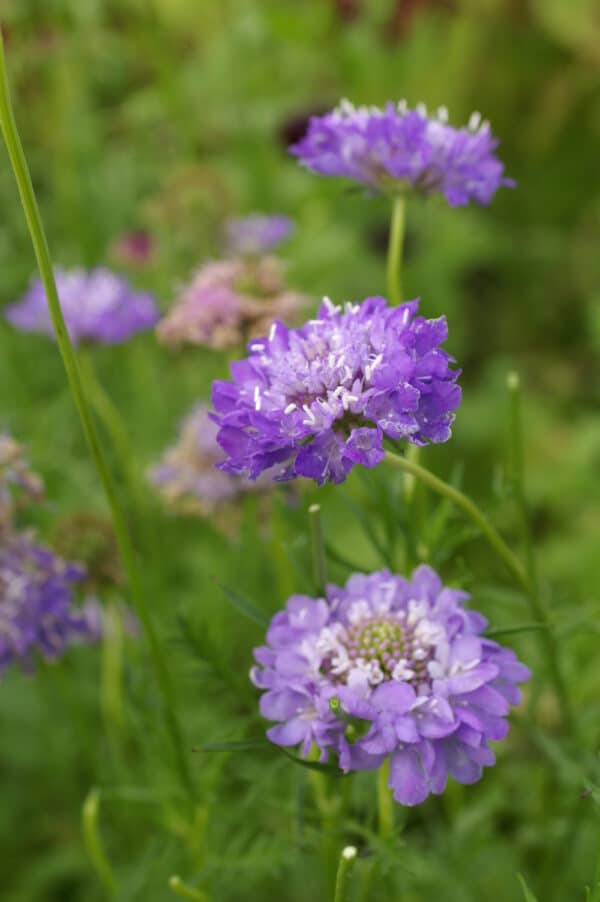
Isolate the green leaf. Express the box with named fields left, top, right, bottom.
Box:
left=486, top=623, right=547, bottom=638
left=517, top=874, right=540, bottom=901
left=217, top=581, right=269, bottom=627
left=278, top=748, right=349, bottom=777
left=194, top=739, right=271, bottom=753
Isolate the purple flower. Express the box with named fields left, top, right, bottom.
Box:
left=0, top=534, right=102, bottom=675
left=225, top=214, right=293, bottom=256
left=290, top=100, right=514, bottom=206
left=211, top=296, right=461, bottom=486
left=252, top=566, right=530, bottom=805
left=5, top=267, right=159, bottom=346
left=149, top=404, right=271, bottom=515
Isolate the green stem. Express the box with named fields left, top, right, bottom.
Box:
left=82, top=788, right=118, bottom=896
left=309, top=503, right=328, bottom=596
left=507, top=372, right=539, bottom=597
left=0, top=35, right=194, bottom=798
left=101, top=601, right=125, bottom=744
left=377, top=758, right=394, bottom=839
left=386, top=450, right=527, bottom=585
left=168, top=876, right=209, bottom=901
left=506, top=371, right=575, bottom=729
left=386, top=195, right=406, bottom=306
left=384, top=449, right=574, bottom=733
left=333, top=846, right=357, bottom=902
left=78, top=350, right=134, bottom=479
left=589, top=832, right=600, bottom=902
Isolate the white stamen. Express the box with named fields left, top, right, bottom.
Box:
left=302, top=404, right=316, bottom=425
left=284, top=403, right=297, bottom=415
left=253, top=386, right=261, bottom=411
left=468, top=111, right=481, bottom=131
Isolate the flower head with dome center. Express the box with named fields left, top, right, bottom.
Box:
left=210, top=296, right=460, bottom=486
left=290, top=100, right=514, bottom=206
left=5, top=267, right=159, bottom=346
left=251, top=566, right=530, bottom=806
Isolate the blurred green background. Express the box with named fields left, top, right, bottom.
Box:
left=0, top=1, right=599, bottom=900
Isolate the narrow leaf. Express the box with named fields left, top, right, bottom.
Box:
left=279, top=747, right=349, bottom=777
left=486, top=623, right=547, bottom=638
left=194, top=738, right=271, bottom=753
left=517, top=874, right=539, bottom=901
left=216, top=581, right=269, bottom=627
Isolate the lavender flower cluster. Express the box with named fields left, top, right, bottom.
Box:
left=211, top=296, right=460, bottom=485
left=149, top=404, right=270, bottom=515
left=252, top=567, right=530, bottom=804
left=0, top=437, right=101, bottom=675
left=290, top=100, right=514, bottom=205
left=225, top=213, right=293, bottom=256
left=5, top=267, right=159, bottom=346
left=0, top=538, right=101, bottom=675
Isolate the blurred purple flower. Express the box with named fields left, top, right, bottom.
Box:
left=149, top=404, right=270, bottom=515
left=290, top=100, right=514, bottom=206
left=211, top=296, right=460, bottom=486
left=225, top=214, right=293, bottom=256
left=5, top=267, right=159, bottom=346
left=0, top=535, right=102, bottom=675
left=252, top=565, right=530, bottom=805
left=157, top=257, right=309, bottom=351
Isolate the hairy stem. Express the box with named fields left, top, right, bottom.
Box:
left=384, top=449, right=574, bottom=732
left=0, top=34, right=194, bottom=798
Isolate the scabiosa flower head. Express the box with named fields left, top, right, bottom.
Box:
left=0, top=535, right=102, bottom=675
left=290, top=100, right=514, bottom=206
left=156, top=257, right=309, bottom=350
left=149, top=404, right=270, bottom=515
left=252, top=566, right=530, bottom=805
left=4, top=267, right=159, bottom=346
left=225, top=214, right=293, bottom=256
left=211, top=296, right=460, bottom=486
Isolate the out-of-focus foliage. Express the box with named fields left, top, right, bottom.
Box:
left=0, top=1, right=599, bottom=900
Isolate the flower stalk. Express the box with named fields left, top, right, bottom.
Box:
left=386, top=195, right=406, bottom=306
left=334, top=846, right=358, bottom=902
left=0, top=33, right=195, bottom=798
left=383, top=448, right=574, bottom=733
left=309, top=503, right=328, bottom=596
left=82, top=788, right=118, bottom=896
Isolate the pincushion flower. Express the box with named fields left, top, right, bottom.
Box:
left=211, top=296, right=460, bottom=486
left=251, top=566, right=530, bottom=805
left=4, top=267, right=159, bottom=345
left=225, top=214, right=293, bottom=256
left=157, top=257, right=309, bottom=350
left=0, top=535, right=102, bottom=675
left=290, top=100, right=514, bottom=206
left=149, top=404, right=270, bottom=515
